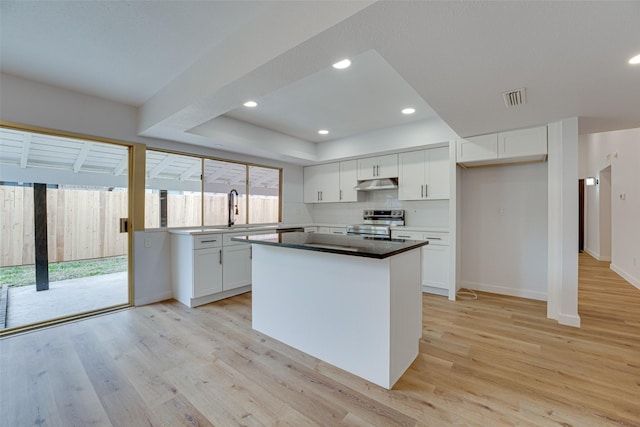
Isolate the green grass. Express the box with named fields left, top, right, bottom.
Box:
left=0, top=256, right=127, bottom=287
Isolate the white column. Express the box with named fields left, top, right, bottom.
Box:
left=547, top=118, right=580, bottom=327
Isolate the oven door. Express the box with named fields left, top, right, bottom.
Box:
left=346, top=224, right=390, bottom=237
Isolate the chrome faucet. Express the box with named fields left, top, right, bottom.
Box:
left=228, top=189, right=239, bottom=227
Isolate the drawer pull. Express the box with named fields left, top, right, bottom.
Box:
left=425, top=237, right=442, bottom=240
left=200, top=239, right=217, bottom=243
left=397, top=235, right=412, bottom=238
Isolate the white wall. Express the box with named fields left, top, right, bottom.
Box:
left=460, top=162, right=548, bottom=300
left=598, top=167, right=612, bottom=261
left=133, top=230, right=172, bottom=305
left=582, top=127, right=640, bottom=289
left=0, top=72, right=309, bottom=305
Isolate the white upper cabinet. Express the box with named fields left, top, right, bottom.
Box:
left=456, top=125, right=547, bottom=167
left=339, top=160, right=361, bottom=202
left=399, top=146, right=449, bottom=200
left=357, top=154, right=398, bottom=180
left=304, top=161, right=361, bottom=203
left=456, top=133, right=498, bottom=164
left=303, top=162, right=339, bottom=203
left=498, top=126, right=547, bottom=161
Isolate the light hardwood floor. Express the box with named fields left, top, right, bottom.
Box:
left=1, top=253, right=639, bottom=426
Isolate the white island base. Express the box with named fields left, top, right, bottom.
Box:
left=251, top=244, right=422, bottom=389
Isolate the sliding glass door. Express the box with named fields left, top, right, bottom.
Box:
left=0, top=127, right=130, bottom=333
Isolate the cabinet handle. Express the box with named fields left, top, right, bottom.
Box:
left=397, top=235, right=412, bottom=238
left=426, top=237, right=442, bottom=240
left=200, top=239, right=217, bottom=243
left=376, top=165, right=379, bottom=176
left=250, top=247, right=252, bottom=259
left=421, top=185, right=424, bottom=198
left=320, top=191, right=323, bottom=201
left=219, top=249, right=223, bottom=264
left=372, top=165, right=376, bottom=176
left=340, top=189, right=342, bottom=200
left=424, top=184, right=428, bottom=198
left=332, top=231, right=343, bottom=234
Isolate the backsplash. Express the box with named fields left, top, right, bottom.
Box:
left=311, top=189, right=449, bottom=227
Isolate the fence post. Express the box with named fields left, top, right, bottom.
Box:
left=34, top=183, right=49, bottom=291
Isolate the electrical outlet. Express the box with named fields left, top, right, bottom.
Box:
left=144, top=238, right=151, bottom=248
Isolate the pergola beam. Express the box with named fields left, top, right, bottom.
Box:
left=73, top=142, right=93, bottom=173
left=179, top=161, right=201, bottom=181
left=148, top=154, right=174, bottom=179
left=205, top=163, right=234, bottom=183
left=113, top=156, right=128, bottom=176
left=20, top=133, right=31, bottom=169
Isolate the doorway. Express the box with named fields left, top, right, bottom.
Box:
left=0, top=127, right=131, bottom=333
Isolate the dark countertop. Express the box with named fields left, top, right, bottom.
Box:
left=231, top=232, right=428, bottom=259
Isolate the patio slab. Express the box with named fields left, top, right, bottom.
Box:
left=5, top=271, right=128, bottom=329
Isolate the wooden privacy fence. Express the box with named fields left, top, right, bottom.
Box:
left=1, top=186, right=128, bottom=267
left=0, top=186, right=279, bottom=267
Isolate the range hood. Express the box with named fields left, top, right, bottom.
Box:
left=354, top=178, right=398, bottom=191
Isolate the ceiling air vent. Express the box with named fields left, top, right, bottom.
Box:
left=502, top=87, right=526, bottom=108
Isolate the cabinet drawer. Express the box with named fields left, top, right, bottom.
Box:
left=391, top=230, right=423, bottom=240
left=317, top=226, right=346, bottom=235
left=422, top=232, right=449, bottom=246
left=194, top=234, right=222, bottom=249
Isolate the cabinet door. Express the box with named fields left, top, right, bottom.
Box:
left=339, top=160, right=359, bottom=202
left=303, top=165, right=321, bottom=203
left=398, top=151, right=425, bottom=200
left=222, top=245, right=252, bottom=291
left=425, top=147, right=449, bottom=200
left=193, top=248, right=223, bottom=298
left=421, top=245, right=449, bottom=290
left=357, top=157, right=378, bottom=180
left=456, top=134, right=497, bottom=163
left=498, top=126, right=547, bottom=159
left=375, top=154, right=399, bottom=179
left=319, top=162, right=340, bottom=203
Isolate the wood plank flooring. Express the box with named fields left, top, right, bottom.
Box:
left=1, top=252, right=639, bottom=426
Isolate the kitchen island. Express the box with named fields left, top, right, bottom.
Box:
left=232, top=232, right=428, bottom=389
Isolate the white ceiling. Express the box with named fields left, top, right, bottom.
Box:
left=1, top=1, right=639, bottom=165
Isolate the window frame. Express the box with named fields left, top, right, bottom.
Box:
left=144, top=148, right=282, bottom=230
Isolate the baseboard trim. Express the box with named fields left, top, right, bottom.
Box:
left=422, top=285, right=448, bottom=297
left=134, top=290, right=173, bottom=306
left=610, top=264, right=640, bottom=290
left=461, top=280, right=547, bottom=301
left=557, top=313, right=581, bottom=328
left=584, top=247, right=599, bottom=260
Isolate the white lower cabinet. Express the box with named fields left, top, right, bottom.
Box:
left=193, top=247, right=223, bottom=297
left=222, top=245, right=252, bottom=291
left=391, top=230, right=450, bottom=296
left=421, top=244, right=449, bottom=291
left=172, top=231, right=261, bottom=307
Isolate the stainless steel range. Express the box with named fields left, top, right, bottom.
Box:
left=346, top=210, right=405, bottom=239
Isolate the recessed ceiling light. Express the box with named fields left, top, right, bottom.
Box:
left=401, top=107, right=416, bottom=115
left=332, top=59, right=351, bottom=70
left=629, top=54, right=640, bottom=65
left=243, top=101, right=258, bottom=107
left=318, top=130, right=329, bottom=135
